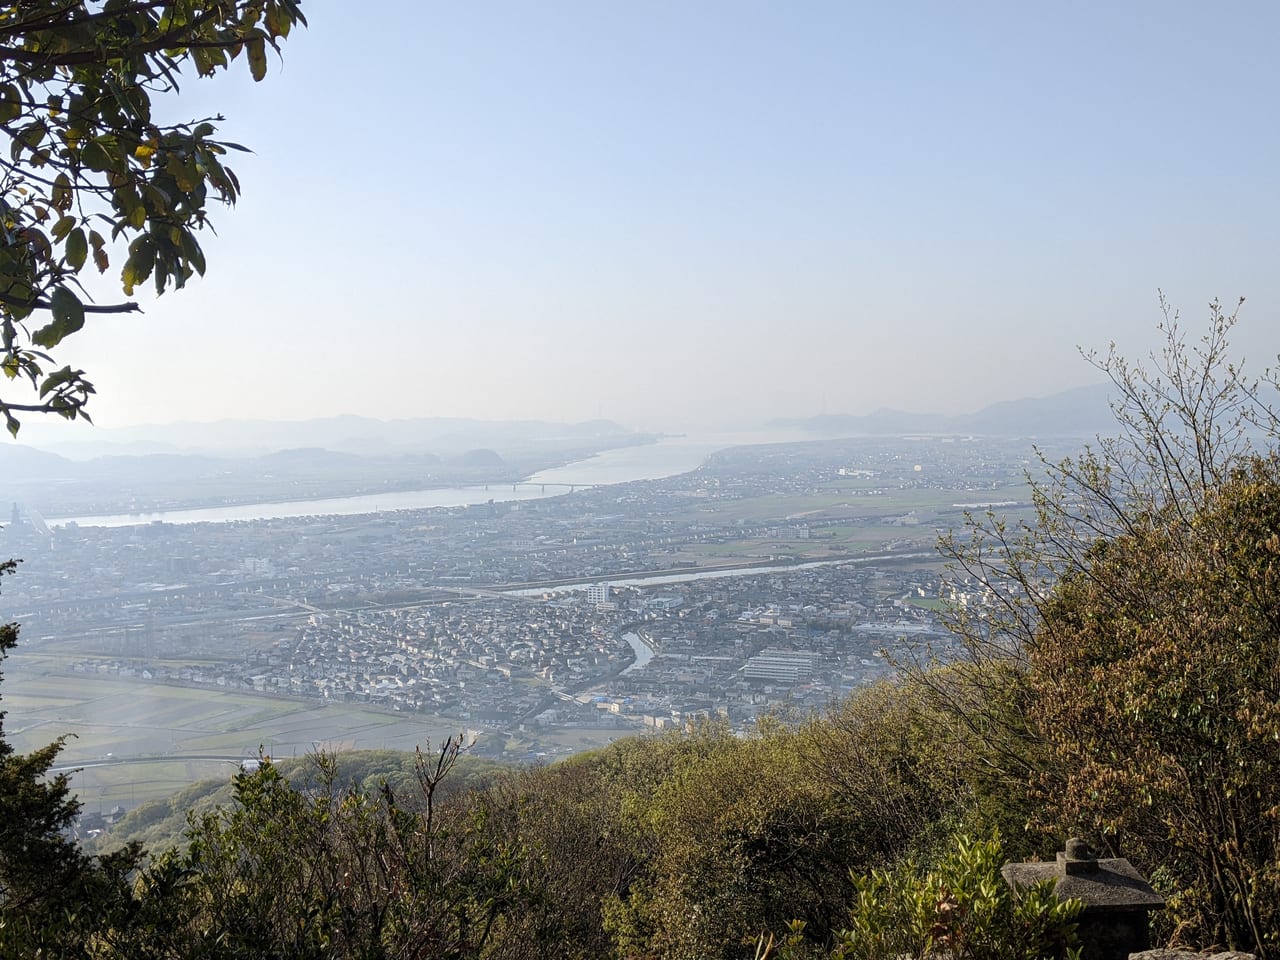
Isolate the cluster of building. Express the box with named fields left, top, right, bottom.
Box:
left=5, top=434, right=1052, bottom=746
left=60, top=558, right=960, bottom=744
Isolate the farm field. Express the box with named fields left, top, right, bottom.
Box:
left=3, top=666, right=468, bottom=809
left=674, top=482, right=1032, bottom=526
left=665, top=481, right=1036, bottom=565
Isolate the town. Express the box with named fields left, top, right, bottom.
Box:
left=2, top=434, right=1054, bottom=764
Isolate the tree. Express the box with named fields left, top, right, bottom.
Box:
left=107, top=739, right=524, bottom=960
left=0, top=564, right=82, bottom=911
left=1028, top=455, right=1280, bottom=954
left=0, top=559, right=144, bottom=958
left=928, top=301, right=1280, bottom=956
left=0, top=0, right=305, bottom=436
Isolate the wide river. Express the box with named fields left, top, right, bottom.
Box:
left=51, top=432, right=796, bottom=529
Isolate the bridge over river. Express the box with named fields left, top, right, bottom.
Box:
left=504, top=480, right=583, bottom=494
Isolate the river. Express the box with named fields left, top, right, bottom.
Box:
left=505, top=552, right=937, bottom=597
left=49, top=432, right=795, bottom=529
left=620, top=632, right=654, bottom=674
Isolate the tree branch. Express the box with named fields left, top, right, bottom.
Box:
left=0, top=6, right=232, bottom=68
left=0, top=291, right=140, bottom=314
left=0, top=2, right=173, bottom=42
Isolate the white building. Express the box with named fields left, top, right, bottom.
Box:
left=744, top=649, right=819, bottom=684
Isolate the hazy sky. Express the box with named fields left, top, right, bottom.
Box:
left=43, top=2, right=1280, bottom=433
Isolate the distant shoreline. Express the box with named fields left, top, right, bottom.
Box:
left=46, top=475, right=541, bottom=524
left=43, top=437, right=676, bottom=524
left=46, top=436, right=730, bottom=528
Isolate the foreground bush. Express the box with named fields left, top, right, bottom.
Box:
left=1029, top=457, right=1280, bottom=953
left=763, top=836, right=1081, bottom=960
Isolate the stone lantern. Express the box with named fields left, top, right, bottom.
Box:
left=1001, top=838, right=1165, bottom=960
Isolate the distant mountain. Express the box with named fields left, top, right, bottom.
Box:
left=0, top=417, right=656, bottom=519
left=18, top=416, right=638, bottom=460
left=782, top=383, right=1114, bottom=437
left=254, top=447, right=370, bottom=469
left=959, top=384, right=1113, bottom=435
left=0, top=443, right=75, bottom=481
left=453, top=448, right=505, bottom=470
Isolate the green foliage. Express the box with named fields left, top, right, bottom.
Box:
left=756, top=837, right=1081, bottom=960
left=467, top=765, right=624, bottom=958
left=902, top=659, right=1051, bottom=863
left=94, top=749, right=511, bottom=856
left=0, top=644, right=83, bottom=912
left=467, top=724, right=742, bottom=960
left=0, top=0, right=305, bottom=434
left=626, top=728, right=857, bottom=960
left=1030, top=457, right=1280, bottom=953
left=85, top=773, right=236, bottom=855
left=830, top=835, right=1081, bottom=960
left=465, top=701, right=958, bottom=960
left=928, top=302, right=1280, bottom=956
left=100, top=739, right=524, bottom=959
left=800, top=679, right=969, bottom=865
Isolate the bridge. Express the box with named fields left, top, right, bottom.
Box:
left=505, top=481, right=586, bottom=494
left=442, top=585, right=543, bottom=604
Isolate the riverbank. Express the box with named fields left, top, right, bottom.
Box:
left=501, top=550, right=936, bottom=597
left=47, top=434, right=773, bottom=528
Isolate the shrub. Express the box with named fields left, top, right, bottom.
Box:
left=763, top=835, right=1081, bottom=960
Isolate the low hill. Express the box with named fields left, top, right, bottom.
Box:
left=782, top=383, right=1113, bottom=437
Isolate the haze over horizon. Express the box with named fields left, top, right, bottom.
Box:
left=12, top=381, right=1118, bottom=454
left=39, top=2, right=1280, bottom=435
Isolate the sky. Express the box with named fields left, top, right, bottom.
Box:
left=35, top=1, right=1280, bottom=435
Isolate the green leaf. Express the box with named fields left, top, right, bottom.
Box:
left=122, top=234, right=155, bottom=295
left=265, top=5, right=291, bottom=39
left=3, top=279, right=34, bottom=319
left=168, top=155, right=200, bottom=192
left=142, top=183, right=172, bottom=215
left=247, top=37, right=268, bottom=82
left=38, top=365, right=74, bottom=398
left=0, top=84, right=21, bottom=124
left=81, top=138, right=115, bottom=172
left=17, top=119, right=45, bottom=149
left=21, top=226, right=51, bottom=262
left=50, top=285, right=85, bottom=333
left=32, top=286, right=85, bottom=349
left=64, top=228, right=87, bottom=271
left=51, top=215, right=75, bottom=242
left=180, top=230, right=206, bottom=276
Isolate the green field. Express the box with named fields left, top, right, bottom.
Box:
left=679, top=483, right=1032, bottom=526
left=4, top=665, right=468, bottom=810
left=6, top=671, right=464, bottom=762
left=667, top=481, right=1035, bottom=565
left=67, top=759, right=237, bottom=815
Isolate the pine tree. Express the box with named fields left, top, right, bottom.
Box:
left=0, top=560, right=142, bottom=957
left=0, top=565, right=82, bottom=907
